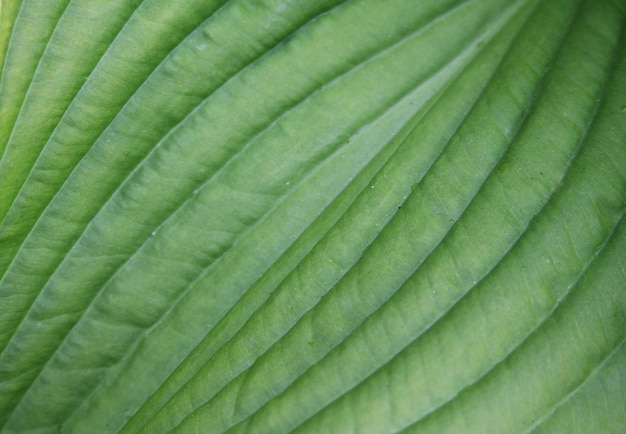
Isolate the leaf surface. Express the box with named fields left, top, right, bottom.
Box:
left=0, top=0, right=624, bottom=432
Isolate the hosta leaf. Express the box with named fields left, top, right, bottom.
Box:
left=0, top=0, right=624, bottom=432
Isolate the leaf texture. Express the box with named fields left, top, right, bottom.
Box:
left=0, top=0, right=624, bottom=432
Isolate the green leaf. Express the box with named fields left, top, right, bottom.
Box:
left=0, top=0, right=624, bottom=432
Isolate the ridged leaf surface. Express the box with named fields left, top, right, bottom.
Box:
left=0, top=0, right=624, bottom=432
